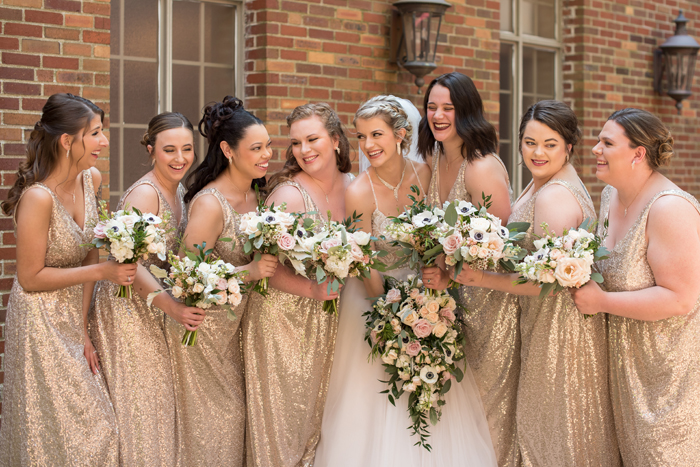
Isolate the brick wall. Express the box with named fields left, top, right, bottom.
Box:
left=0, top=0, right=111, bottom=420
left=563, top=0, right=700, bottom=207
left=243, top=0, right=501, bottom=172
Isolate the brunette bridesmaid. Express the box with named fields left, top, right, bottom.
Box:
left=572, top=108, right=700, bottom=465
left=89, top=112, right=204, bottom=466
left=165, top=97, right=276, bottom=467
left=0, top=93, right=134, bottom=465
left=452, top=100, right=620, bottom=466
left=243, top=103, right=353, bottom=466
left=420, top=72, right=519, bottom=466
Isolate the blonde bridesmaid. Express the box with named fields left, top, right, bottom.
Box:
left=165, top=97, right=276, bottom=467
left=452, top=100, right=620, bottom=466
left=89, top=112, right=204, bottom=466
left=572, top=108, right=700, bottom=466
left=420, top=72, right=519, bottom=466
left=0, top=93, right=134, bottom=465
left=243, top=103, right=353, bottom=467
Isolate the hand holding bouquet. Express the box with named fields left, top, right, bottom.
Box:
left=364, top=275, right=466, bottom=451
left=241, top=200, right=314, bottom=295
left=440, top=195, right=528, bottom=281
left=149, top=242, right=246, bottom=346
left=91, top=201, right=169, bottom=298
left=514, top=219, right=609, bottom=299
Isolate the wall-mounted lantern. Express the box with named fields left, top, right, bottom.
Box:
left=653, top=11, right=700, bottom=114
left=390, top=0, right=451, bottom=93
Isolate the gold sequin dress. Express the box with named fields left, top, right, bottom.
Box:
left=0, top=170, right=118, bottom=466
left=243, top=180, right=338, bottom=467
left=427, top=153, right=521, bottom=466
left=511, top=179, right=619, bottom=467
left=164, top=188, right=248, bottom=467
left=89, top=180, right=185, bottom=466
left=596, top=186, right=700, bottom=466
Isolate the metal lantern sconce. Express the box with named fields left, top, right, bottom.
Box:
left=653, top=11, right=700, bottom=114
left=390, top=0, right=451, bottom=93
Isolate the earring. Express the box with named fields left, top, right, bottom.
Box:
left=631, top=160, right=636, bottom=169
left=396, top=142, right=401, bottom=156
left=565, top=153, right=570, bottom=164
left=335, top=147, right=340, bottom=155
left=228, top=157, right=233, bottom=165
left=151, top=158, right=156, bottom=167
left=66, top=149, right=70, bottom=158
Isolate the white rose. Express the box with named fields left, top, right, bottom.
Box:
left=147, top=242, right=159, bottom=254
left=566, top=230, right=580, bottom=241
left=206, top=274, right=219, bottom=286
left=382, top=348, right=398, bottom=365
left=533, top=238, right=548, bottom=250
left=469, top=217, right=491, bottom=232
left=228, top=292, right=243, bottom=306
left=119, top=214, right=140, bottom=231
left=277, top=211, right=295, bottom=229
left=352, top=231, right=371, bottom=246
left=171, top=285, right=183, bottom=298
left=192, top=283, right=205, bottom=294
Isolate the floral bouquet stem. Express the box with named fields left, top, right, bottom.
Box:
left=116, top=284, right=134, bottom=299
left=254, top=276, right=269, bottom=296
left=181, top=329, right=198, bottom=346
left=323, top=297, right=338, bottom=315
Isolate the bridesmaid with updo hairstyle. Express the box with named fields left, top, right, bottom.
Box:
left=89, top=112, right=203, bottom=466
left=244, top=103, right=353, bottom=466
left=166, top=96, right=275, bottom=466
left=448, top=100, right=620, bottom=466
left=0, top=93, right=133, bottom=465
left=571, top=108, right=700, bottom=465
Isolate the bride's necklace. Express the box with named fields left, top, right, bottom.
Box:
left=444, top=152, right=462, bottom=172
left=374, top=159, right=407, bottom=201
left=309, top=173, right=335, bottom=203
left=620, top=173, right=652, bottom=217
left=58, top=183, right=76, bottom=204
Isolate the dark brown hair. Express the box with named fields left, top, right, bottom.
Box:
left=267, top=103, right=352, bottom=191
left=141, top=112, right=196, bottom=159
left=518, top=100, right=581, bottom=162
left=2, top=93, right=104, bottom=216
left=608, top=108, right=674, bottom=169
left=418, top=72, right=498, bottom=163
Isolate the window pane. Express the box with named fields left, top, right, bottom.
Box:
left=500, top=0, right=512, bottom=32
left=123, top=0, right=157, bottom=58
left=205, top=67, right=235, bottom=106
left=523, top=47, right=535, bottom=94
left=172, top=64, right=201, bottom=125
left=500, top=42, right=513, bottom=92
left=499, top=93, right=512, bottom=141
left=536, top=50, right=556, bottom=96
left=173, top=1, right=201, bottom=62
left=205, top=3, right=235, bottom=65
left=499, top=142, right=512, bottom=183
left=123, top=61, right=158, bottom=124
left=109, top=127, right=121, bottom=202
left=521, top=0, right=555, bottom=39
left=110, top=59, right=120, bottom=123
left=111, top=0, right=120, bottom=55
left=123, top=128, right=150, bottom=189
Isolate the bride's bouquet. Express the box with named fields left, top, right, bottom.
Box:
left=305, top=213, right=385, bottom=315
left=241, top=199, right=313, bottom=296
left=514, top=219, right=609, bottom=299
left=385, top=186, right=447, bottom=272
left=364, top=274, right=466, bottom=451
left=91, top=201, right=169, bottom=298
left=148, top=242, right=246, bottom=346
left=439, top=196, right=528, bottom=281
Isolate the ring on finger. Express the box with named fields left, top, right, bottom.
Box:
left=427, top=278, right=431, bottom=283
left=127, top=275, right=132, bottom=282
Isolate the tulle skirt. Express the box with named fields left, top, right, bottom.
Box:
left=315, top=277, right=497, bottom=467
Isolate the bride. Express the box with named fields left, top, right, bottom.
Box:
left=314, top=96, right=497, bottom=466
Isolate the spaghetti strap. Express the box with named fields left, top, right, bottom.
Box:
left=409, top=159, right=425, bottom=195
left=367, top=170, right=379, bottom=209
left=13, top=183, right=53, bottom=226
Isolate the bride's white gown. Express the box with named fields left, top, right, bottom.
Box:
left=315, top=177, right=498, bottom=466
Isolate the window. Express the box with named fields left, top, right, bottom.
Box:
left=499, top=0, right=561, bottom=195
left=109, top=0, right=244, bottom=207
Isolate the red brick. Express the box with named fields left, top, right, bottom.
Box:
left=0, top=6, right=23, bottom=20
left=45, top=27, right=81, bottom=40
left=43, top=56, right=80, bottom=70
left=281, top=1, right=307, bottom=13
left=280, top=25, right=307, bottom=38
left=3, top=143, right=26, bottom=155
left=94, top=16, right=110, bottom=30
left=44, top=84, right=80, bottom=95
left=65, top=13, right=93, bottom=28
left=36, top=69, right=54, bottom=82
left=24, top=10, right=64, bottom=25
left=45, top=0, right=81, bottom=12
left=3, top=0, right=42, bottom=7
left=0, top=37, right=20, bottom=50
left=83, top=2, right=110, bottom=15
left=4, top=112, right=40, bottom=125
left=63, top=42, right=92, bottom=56
left=56, top=71, right=93, bottom=84
left=4, top=23, right=42, bottom=38
left=22, top=39, right=60, bottom=54
left=2, top=52, right=40, bottom=67
left=0, top=97, right=19, bottom=110
left=0, top=67, right=34, bottom=80
left=83, top=31, right=110, bottom=44
left=3, top=82, right=40, bottom=96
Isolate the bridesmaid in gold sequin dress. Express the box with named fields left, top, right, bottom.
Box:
left=165, top=97, right=276, bottom=467
left=419, top=73, right=519, bottom=467
left=89, top=112, right=204, bottom=466
left=453, top=101, right=620, bottom=466
left=0, top=94, right=135, bottom=466
left=244, top=103, right=353, bottom=467
left=571, top=109, right=700, bottom=466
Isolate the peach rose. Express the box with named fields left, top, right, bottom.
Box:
left=554, top=257, right=591, bottom=288
left=405, top=341, right=422, bottom=357
left=386, top=288, right=402, bottom=303
left=425, top=300, right=440, bottom=314
left=441, top=233, right=463, bottom=256
left=412, top=319, right=434, bottom=338
left=432, top=321, right=448, bottom=337
left=426, top=312, right=440, bottom=324
left=403, top=311, right=419, bottom=326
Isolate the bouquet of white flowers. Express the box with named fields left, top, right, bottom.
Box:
left=514, top=219, right=609, bottom=299
left=149, top=243, right=246, bottom=346
left=364, top=274, right=466, bottom=451
left=385, top=186, right=448, bottom=272
left=91, top=201, right=169, bottom=298
left=305, top=213, right=385, bottom=315
left=241, top=199, right=313, bottom=295
left=439, top=196, right=528, bottom=281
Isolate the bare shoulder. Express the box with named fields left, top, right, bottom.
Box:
left=648, top=193, right=700, bottom=227
left=189, top=192, right=223, bottom=218
left=14, top=185, right=53, bottom=228
left=346, top=171, right=372, bottom=199
left=123, top=182, right=160, bottom=214
left=536, top=183, right=579, bottom=210
left=267, top=184, right=305, bottom=213
left=88, top=167, right=102, bottom=193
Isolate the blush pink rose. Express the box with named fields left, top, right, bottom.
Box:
left=440, top=309, right=456, bottom=323
left=412, top=319, right=434, bottom=338
left=320, top=238, right=341, bottom=253
left=405, top=341, right=422, bottom=357
left=217, top=278, right=228, bottom=290
left=350, top=243, right=364, bottom=261
left=277, top=232, right=296, bottom=251
left=93, top=222, right=107, bottom=239
left=386, top=288, right=401, bottom=303
left=441, top=233, right=463, bottom=256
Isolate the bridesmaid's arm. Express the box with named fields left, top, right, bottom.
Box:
left=464, top=155, right=512, bottom=224
left=571, top=195, right=700, bottom=320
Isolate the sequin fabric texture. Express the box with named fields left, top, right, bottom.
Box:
left=89, top=179, right=186, bottom=466
left=0, top=170, right=119, bottom=466
left=427, top=152, right=521, bottom=467
left=243, top=180, right=339, bottom=467
left=512, top=179, right=620, bottom=467
left=165, top=188, right=248, bottom=467
left=596, top=186, right=700, bottom=466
